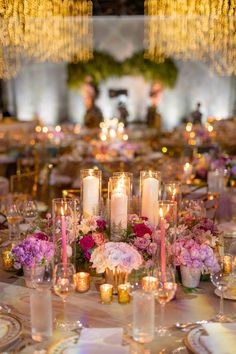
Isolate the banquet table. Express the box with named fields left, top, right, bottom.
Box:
left=1, top=269, right=236, bottom=354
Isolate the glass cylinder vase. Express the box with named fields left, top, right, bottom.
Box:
left=109, top=175, right=130, bottom=241
left=80, top=169, right=102, bottom=218
left=52, top=198, right=77, bottom=266
left=140, top=170, right=161, bottom=226
left=162, top=181, right=182, bottom=209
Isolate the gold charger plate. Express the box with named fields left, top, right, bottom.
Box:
left=0, top=313, right=22, bottom=351
left=184, top=326, right=209, bottom=354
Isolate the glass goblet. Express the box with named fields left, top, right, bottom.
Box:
left=210, top=270, right=232, bottom=322
left=153, top=268, right=177, bottom=337
left=23, top=200, right=38, bottom=227
left=6, top=204, right=23, bottom=241
left=53, top=262, right=82, bottom=331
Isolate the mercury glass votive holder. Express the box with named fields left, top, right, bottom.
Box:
left=221, top=255, right=233, bottom=275
left=100, top=284, right=113, bottom=304
left=74, top=272, right=90, bottom=293
left=141, top=276, right=158, bottom=292
left=117, top=283, right=131, bottom=304
left=1, top=248, right=14, bottom=271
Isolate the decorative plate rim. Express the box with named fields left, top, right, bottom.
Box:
left=0, top=313, right=22, bottom=351
left=184, top=326, right=209, bottom=354
left=47, top=334, right=80, bottom=354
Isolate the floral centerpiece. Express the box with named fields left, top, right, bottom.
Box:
left=77, top=215, right=158, bottom=270
left=170, top=208, right=221, bottom=288
left=11, top=232, right=54, bottom=288
left=77, top=215, right=159, bottom=291
left=12, top=232, right=54, bottom=270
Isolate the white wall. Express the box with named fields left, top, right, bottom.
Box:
left=5, top=16, right=235, bottom=128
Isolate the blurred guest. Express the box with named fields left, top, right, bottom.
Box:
left=146, top=82, right=163, bottom=133
left=82, top=80, right=103, bottom=128
left=191, top=102, right=203, bottom=125
left=117, top=100, right=129, bottom=127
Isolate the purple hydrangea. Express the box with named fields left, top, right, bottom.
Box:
left=12, top=236, right=54, bottom=269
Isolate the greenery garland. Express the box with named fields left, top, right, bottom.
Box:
left=67, top=51, right=178, bottom=89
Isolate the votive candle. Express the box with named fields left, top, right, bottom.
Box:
left=1, top=250, right=14, bottom=271
left=141, top=276, right=158, bottom=292
left=118, top=284, right=131, bottom=304
left=100, top=284, right=113, bottom=304
left=74, top=272, right=90, bottom=293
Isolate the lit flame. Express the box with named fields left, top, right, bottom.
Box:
left=160, top=208, right=163, bottom=218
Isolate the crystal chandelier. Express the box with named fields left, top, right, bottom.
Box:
left=0, top=0, right=93, bottom=78
left=144, top=0, right=236, bottom=75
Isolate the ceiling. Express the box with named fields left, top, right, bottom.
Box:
left=93, top=0, right=144, bottom=16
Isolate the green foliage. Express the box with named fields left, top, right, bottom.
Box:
left=68, top=51, right=122, bottom=89
left=122, top=52, right=178, bottom=87
left=67, top=51, right=178, bottom=89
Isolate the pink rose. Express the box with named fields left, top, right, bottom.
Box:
left=92, top=232, right=106, bottom=246
left=133, top=223, right=152, bottom=238
left=80, top=235, right=95, bottom=251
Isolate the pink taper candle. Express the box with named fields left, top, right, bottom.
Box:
left=61, top=207, right=67, bottom=268
left=160, top=208, right=166, bottom=281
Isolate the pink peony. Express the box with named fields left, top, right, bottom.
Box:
left=92, top=232, right=106, bottom=246
left=80, top=235, right=95, bottom=251
left=96, top=219, right=106, bottom=231
left=133, top=237, right=150, bottom=250
left=32, top=231, right=49, bottom=241
left=133, top=223, right=152, bottom=238
left=147, top=242, right=158, bottom=256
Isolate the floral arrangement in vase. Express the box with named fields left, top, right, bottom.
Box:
left=170, top=211, right=221, bottom=287
left=12, top=232, right=54, bottom=270
left=77, top=214, right=158, bottom=272
left=91, top=242, right=143, bottom=274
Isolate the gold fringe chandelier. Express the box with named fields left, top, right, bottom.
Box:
left=0, top=0, right=93, bottom=79
left=145, top=0, right=236, bottom=75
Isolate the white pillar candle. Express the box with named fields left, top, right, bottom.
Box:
left=141, top=177, right=159, bottom=226
left=110, top=185, right=128, bottom=230
left=83, top=175, right=99, bottom=217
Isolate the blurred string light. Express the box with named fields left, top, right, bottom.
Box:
left=0, top=0, right=93, bottom=78
left=144, top=0, right=236, bottom=75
